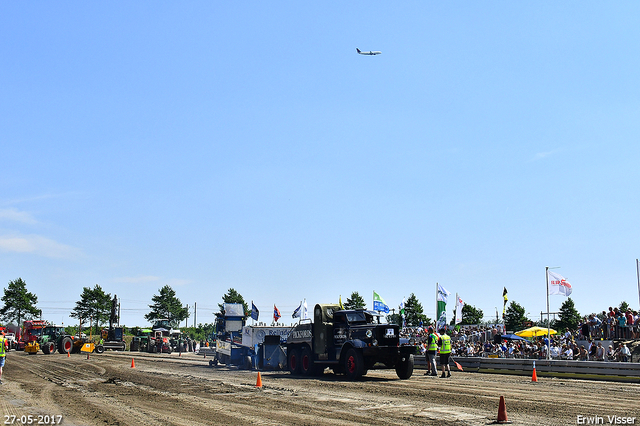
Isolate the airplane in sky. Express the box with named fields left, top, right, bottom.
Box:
left=356, top=48, right=381, bottom=56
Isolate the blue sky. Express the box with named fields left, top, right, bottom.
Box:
left=2, top=3, right=639, bottom=328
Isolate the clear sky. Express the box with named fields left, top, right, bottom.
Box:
left=2, top=3, right=639, bottom=328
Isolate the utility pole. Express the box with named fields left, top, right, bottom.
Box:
left=185, top=304, right=189, bottom=328
left=194, top=302, right=197, bottom=327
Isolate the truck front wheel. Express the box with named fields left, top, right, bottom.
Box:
left=395, top=354, right=414, bottom=379
left=344, top=348, right=364, bottom=380
left=288, top=347, right=301, bottom=375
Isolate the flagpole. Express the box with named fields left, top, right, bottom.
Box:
left=636, top=259, right=640, bottom=308
left=545, top=266, right=551, bottom=360
left=455, top=293, right=458, bottom=324
left=435, top=282, right=438, bottom=322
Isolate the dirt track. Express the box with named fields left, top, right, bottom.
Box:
left=1, top=351, right=638, bottom=425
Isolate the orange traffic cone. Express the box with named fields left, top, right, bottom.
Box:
left=496, top=396, right=511, bottom=423
left=532, top=361, right=538, bottom=382
left=255, top=372, right=263, bottom=388
left=131, top=358, right=135, bottom=368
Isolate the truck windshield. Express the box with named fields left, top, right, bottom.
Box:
left=346, top=312, right=367, bottom=323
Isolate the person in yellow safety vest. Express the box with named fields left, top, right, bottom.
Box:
left=423, top=326, right=439, bottom=377
left=438, top=328, right=451, bottom=378
left=0, top=332, right=7, bottom=384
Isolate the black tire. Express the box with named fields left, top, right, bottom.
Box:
left=288, top=347, right=301, bottom=375
left=395, top=354, right=414, bottom=380
left=300, top=345, right=315, bottom=376
left=130, top=339, right=139, bottom=352
left=243, top=356, right=253, bottom=370
left=59, top=337, right=73, bottom=355
left=344, top=348, right=364, bottom=380
left=42, top=341, right=56, bottom=355
left=94, top=345, right=105, bottom=354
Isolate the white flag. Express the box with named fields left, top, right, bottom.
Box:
left=302, top=299, right=308, bottom=319
left=437, top=284, right=451, bottom=303
left=455, top=294, right=464, bottom=325
left=548, top=270, right=572, bottom=296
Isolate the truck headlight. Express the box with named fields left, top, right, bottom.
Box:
left=366, top=330, right=373, bottom=338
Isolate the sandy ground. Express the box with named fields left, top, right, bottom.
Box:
left=1, top=350, right=639, bottom=426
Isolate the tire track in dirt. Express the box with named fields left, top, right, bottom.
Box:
left=5, top=351, right=640, bottom=426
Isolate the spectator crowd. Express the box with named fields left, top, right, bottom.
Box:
left=400, top=308, right=638, bottom=363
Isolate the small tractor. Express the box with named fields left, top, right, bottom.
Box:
left=130, top=319, right=176, bottom=353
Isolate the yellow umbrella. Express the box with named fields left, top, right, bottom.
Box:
left=515, top=326, right=557, bottom=338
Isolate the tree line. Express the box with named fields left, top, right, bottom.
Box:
left=0, top=277, right=631, bottom=334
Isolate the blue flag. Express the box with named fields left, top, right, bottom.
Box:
left=373, top=291, right=390, bottom=313
left=251, top=302, right=259, bottom=321
left=292, top=302, right=302, bottom=318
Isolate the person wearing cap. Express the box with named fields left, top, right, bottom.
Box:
left=0, top=332, right=7, bottom=384
left=424, top=326, right=438, bottom=376
left=438, top=328, right=451, bottom=378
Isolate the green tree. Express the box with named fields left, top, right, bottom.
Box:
left=145, top=285, right=189, bottom=327
left=344, top=291, right=366, bottom=309
left=0, top=278, right=40, bottom=326
left=619, top=301, right=630, bottom=313
left=504, top=301, right=530, bottom=332
left=459, top=304, right=484, bottom=325
left=218, top=288, right=248, bottom=318
left=556, top=297, right=581, bottom=332
left=404, top=293, right=429, bottom=327
left=179, top=323, right=216, bottom=341
left=387, top=312, right=402, bottom=326
left=70, top=284, right=112, bottom=333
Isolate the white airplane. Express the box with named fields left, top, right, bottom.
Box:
left=356, top=48, right=381, bottom=56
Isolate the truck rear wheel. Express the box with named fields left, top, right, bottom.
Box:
left=300, top=346, right=315, bottom=376
left=344, top=348, right=364, bottom=380
left=130, top=339, right=139, bottom=351
left=288, top=347, right=301, bottom=375
left=94, top=345, right=105, bottom=354
left=395, top=354, right=414, bottom=379
left=59, top=337, right=73, bottom=355
left=243, top=355, right=253, bottom=370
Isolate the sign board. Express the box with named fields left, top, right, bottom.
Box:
left=241, top=326, right=292, bottom=348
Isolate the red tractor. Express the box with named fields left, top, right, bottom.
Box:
left=18, top=320, right=48, bottom=353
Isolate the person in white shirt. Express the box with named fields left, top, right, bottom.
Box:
left=620, top=343, right=631, bottom=362
left=563, top=345, right=573, bottom=360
